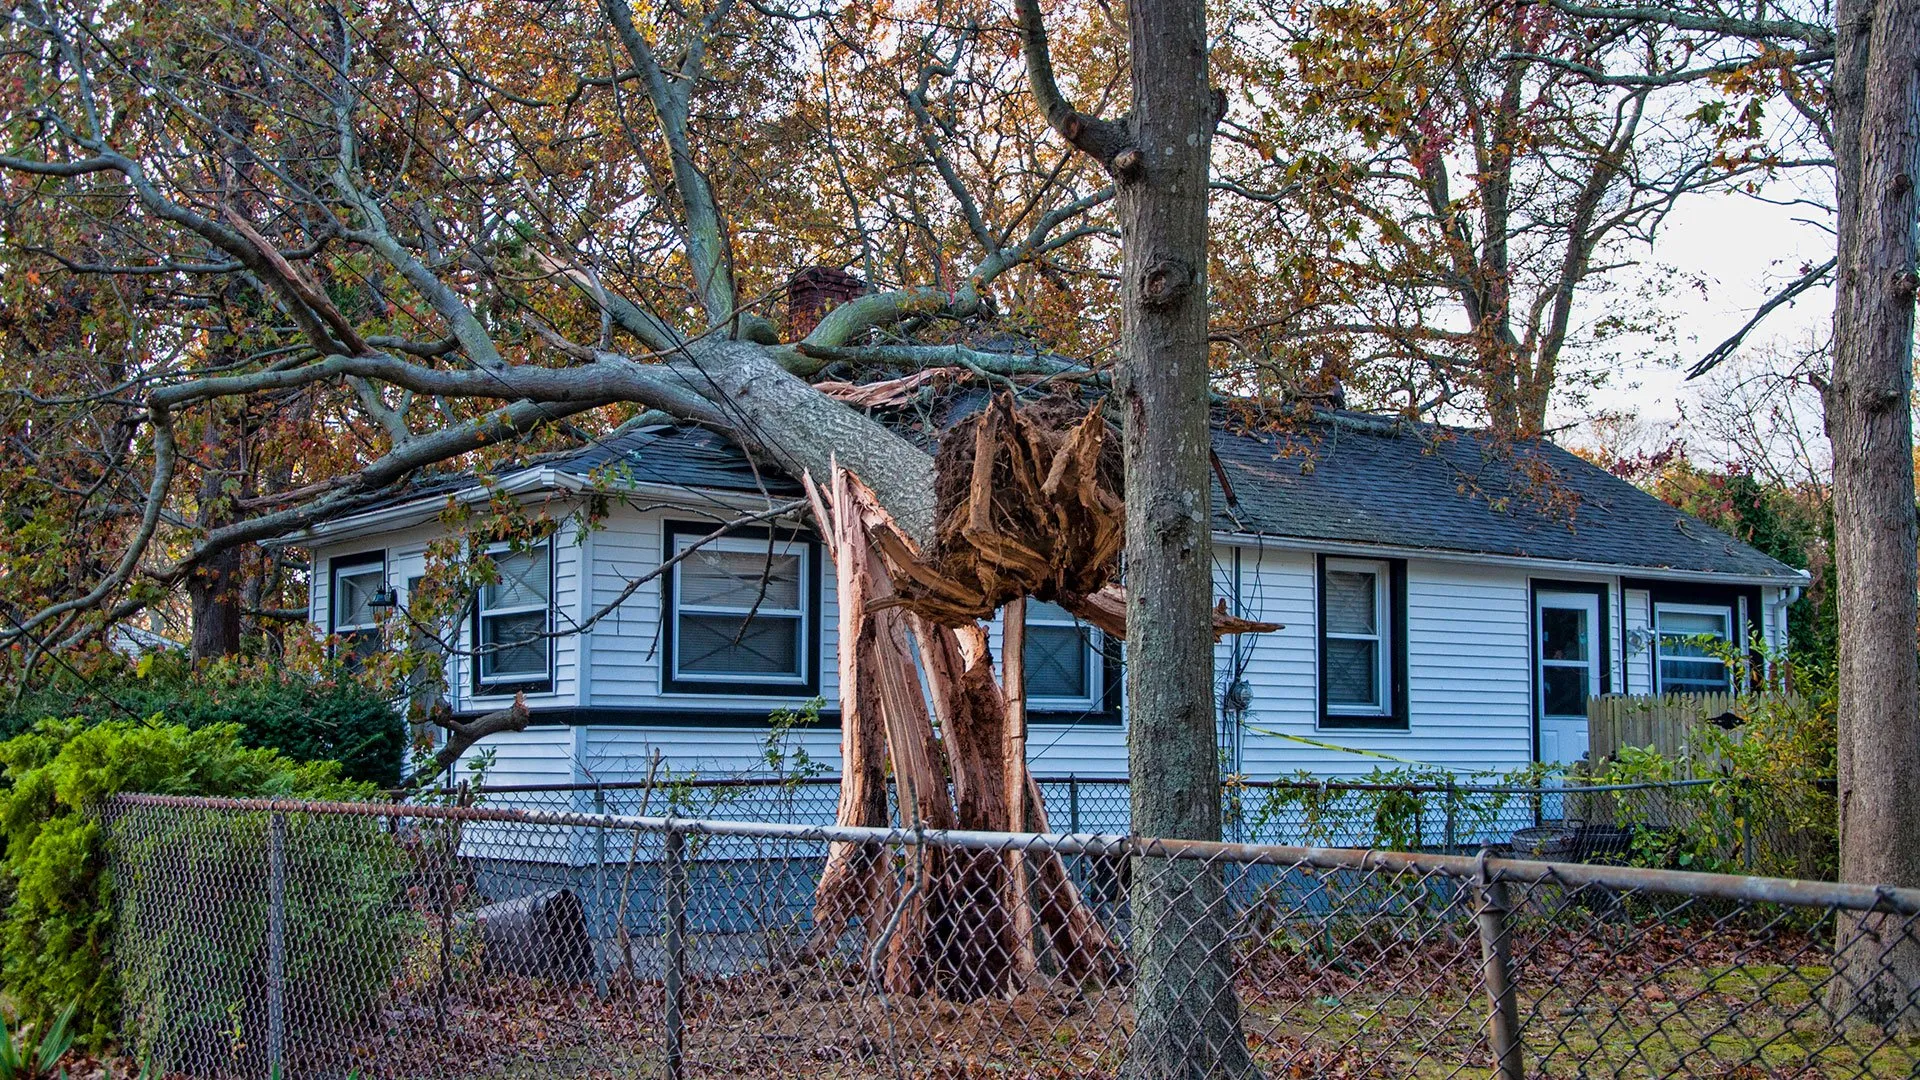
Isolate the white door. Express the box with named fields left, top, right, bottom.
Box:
left=1536, top=591, right=1601, bottom=766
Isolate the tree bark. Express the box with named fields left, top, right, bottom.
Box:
left=1111, top=0, right=1255, bottom=1075
left=1825, top=0, right=1920, bottom=1028
left=189, top=412, right=246, bottom=660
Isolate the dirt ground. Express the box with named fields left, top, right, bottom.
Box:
left=135, top=916, right=1920, bottom=1079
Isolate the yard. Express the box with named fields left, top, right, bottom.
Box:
left=181, top=893, right=1920, bottom=1079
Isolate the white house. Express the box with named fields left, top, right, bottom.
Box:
left=275, top=411, right=1807, bottom=790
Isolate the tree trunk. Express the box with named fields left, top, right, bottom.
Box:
left=1114, top=0, right=1255, bottom=1075
left=188, top=546, right=244, bottom=661
left=189, top=414, right=245, bottom=661
left=1825, top=0, right=1920, bottom=1029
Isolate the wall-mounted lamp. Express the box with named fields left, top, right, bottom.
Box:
left=1626, top=626, right=1655, bottom=655
left=369, top=585, right=400, bottom=609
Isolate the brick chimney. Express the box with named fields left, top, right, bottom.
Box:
left=787, top=266, right=867, bottom=340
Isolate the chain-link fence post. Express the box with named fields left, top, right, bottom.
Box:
left=1443, top=778, right=1458, bottom=851
left=266, top=810, right=288, bottom=1079
left=1475, top=859, right=1523, bottom=1080
left=592, top=784, right=609, bottom=999
left=1068, top=774, right=1080, bottom=833
left=664, top=822, right=687, bottom=1080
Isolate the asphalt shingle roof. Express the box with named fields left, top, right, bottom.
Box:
left=1208, top=415, right=1803, bottom=581
left=556, top=425, right=804, bottom=496
left=321, top=415, right=1803, bottom=583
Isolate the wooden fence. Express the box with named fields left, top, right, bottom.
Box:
left=1586, top=692, right=1803, bottom=774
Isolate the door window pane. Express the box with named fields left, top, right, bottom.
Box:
left=1540, top=607, right=1587, bottom=662
left=1542, top=666, right=1589, bottom=718
left=335, top=568, right=383, bottom=631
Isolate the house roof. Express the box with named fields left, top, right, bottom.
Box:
left=1207, top=414, right=1804, bottom=582
left=292, top=412, right=1805, bottom=584
left=556, top=425, right=805, bottom=496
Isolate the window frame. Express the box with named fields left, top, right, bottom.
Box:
left=328, top=550, right=387, bottom=668
left=469, top=539, right=556, bottom=697
left=1316, top=555, right=1410, bottom=730
left=1021, top=601, right=1104, bottom=713
left=660, top=520, right=822, bottom=697
left=1653, top=601, right=1734, bottom=695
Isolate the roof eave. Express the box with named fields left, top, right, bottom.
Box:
left=1212, top=529, right=1811, bottom=589
left=264, top=469, right=803, bottom=550
left=261, top=467, right=567, bottom=549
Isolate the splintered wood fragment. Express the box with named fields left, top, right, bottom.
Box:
left=804, top=469, right=891, bottom=959
left=966, top=399, right=1001, bottom=537
left=815, top=367, right=959, bottom=408
left=807, top=459, right=1127, bottom=1001
left=1062, top=585, right=1282, bottom=640
left=1002, top=597, right=1037, bottom=984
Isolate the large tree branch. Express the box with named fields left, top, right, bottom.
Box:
left=1688, top=256, right=1838, bottom=378
left=1012, top=0, right=1135, bottom=170
left=604, top=0, right=741, bottom=333
left=406, top=695, right=532, bottom=791
left=1538, top=0, right=1835, bottom=47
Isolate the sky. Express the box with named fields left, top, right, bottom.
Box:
left=1567, top=182, right=1837, bottom=443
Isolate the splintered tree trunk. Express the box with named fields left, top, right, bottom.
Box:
left=810, top=470, right=898, bottom=957
left=1116, top=0, right=1255, bottom=1075
left=1826, top=0, right=1920, bottom=1029
left=806, top=467, right=1123, bottom=998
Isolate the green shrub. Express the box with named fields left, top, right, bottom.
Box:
left=1589, top=648, right=1837, bottom=879
left=114, top=804, right=415, bottom=1075
left=0, top=718, right=384, bottom=1048
left=0, top=653, right=405, bottom=786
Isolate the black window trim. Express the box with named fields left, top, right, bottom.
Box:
left=328, top=549, right=387, bottom=663
left=470, top=538, right=556, bottom=698
left=1316, top=554, right=1409, bottom=730
left=661, top=519, right=823, bottom=697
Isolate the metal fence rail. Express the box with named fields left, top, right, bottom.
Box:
left=105, top=794, right=1920, bottom=1079
left=421, top=775, right=1730, bottom=860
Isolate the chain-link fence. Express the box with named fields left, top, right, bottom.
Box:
left=433, top=775, right=1733, bottom=860
left=105, top=793, right=1919, bottom=1079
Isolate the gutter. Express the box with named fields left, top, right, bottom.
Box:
left=1211, top=529, right=1811, bottom=590
left=264, top=469, right=809, bottom=549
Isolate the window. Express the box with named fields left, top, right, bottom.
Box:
left=665, top=528, right=814, bottom=692
left=474, top=541, right=552, bottom=693
left=403, top=575, right=451, bottom=717
left=330, top=553, right=386, bottom=669
left=1023, top=601, right=1101, bottom=708
left=1318, top=556, right=1406, bottom=728
left=1655, top=603, right=1732, bottom=693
